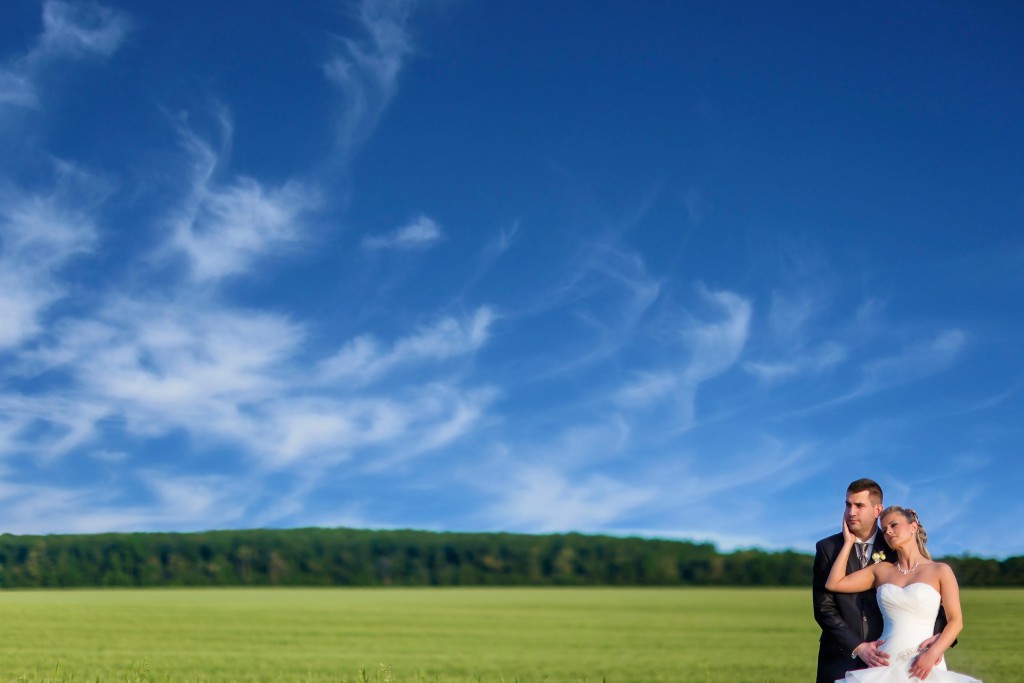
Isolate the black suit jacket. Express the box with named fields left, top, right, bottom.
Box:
left=812, top=531, right=951, bottom=683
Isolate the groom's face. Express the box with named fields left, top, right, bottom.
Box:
left=845, top=490, right=883, bottom=538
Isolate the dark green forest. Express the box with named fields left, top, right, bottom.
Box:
left=0, top=528, right=1019, bottom=588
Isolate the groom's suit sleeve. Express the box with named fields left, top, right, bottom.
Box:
left=813, top=537, right=862, bottom=656
left=937, top=604, right=957, bottom=648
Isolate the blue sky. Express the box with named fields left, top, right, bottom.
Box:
left=1, top=1, right=1021, bottom=558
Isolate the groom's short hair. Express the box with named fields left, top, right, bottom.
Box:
left=847, top=478, right=883, bottom=504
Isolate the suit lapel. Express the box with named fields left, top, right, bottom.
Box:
left=847, top=543, right=862, bottom=573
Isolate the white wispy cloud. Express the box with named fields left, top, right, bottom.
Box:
left=79, top=305, right=300, bottom=412
left=90, top=449, right=128, bottom=463
left=791, top=329, right=970, bottom=411
left=487, top=222, right=519, bottom=258
left=614, top=371, right=678, bottom=408
left=173, top=177, right=318, bottom=281
left=486, top=465, right=655, bottom=533
left=562, top=240, right=661, bottom=323
left=615, top=286, right=751, bottom=425
left=0, top=480, right=126, bottom=534
left=860, top=329, right=966, bottom=388
left=0, top=410, right=34, bottom=459
left=0, top=0, right=487, bottom=488
left=947, top=381, right=1022, bottom=416
left=324, top=0, right=415, bottom=155
left=682, top=438, right=816, bottom=502
left=603, top=437, right=824, bottom=550
left=257, top=381, right=495, bottom=470
left=0, top=167, right=100, bottom=349
left=251, top=395, right=411, bottom=467
left=681, top=287, right=752, bottom=385
left=738, top=279, right=850, bottom=385
left=9, top=298, right=303, bottom=455
left=362, top=214, right=443, bottom=250
left=620, top=527, right=783, bottom=553
left=367, top=384, right=497, bottom=467
left=744, top=341, right=846, bottom=384
left=0, top=71, right=36, bottom=107
left=38, top=0, right=132, bottom=59
left=469, top=416, right=640, bottom=532
left=0, top=470, right=254, bottom=534
left=527, top=416, right=633, bottom=471
left=0, top=394, right=104, bottom=460
left=449, top=221, right=521, bottom=302
left=139, top=470, right=251, bottom=525
left=518, top=236, right=663, bottom=377
left=0, top=0, right=508, bottom=532
left=682, top=185, right=706, bottom=224
left=413, top=393, right=486, bottom=452
left=768, top=289, right=820, bottom=341
left=0, top=1, right=122, bottom=361
left=0, top=0, right=130, bottom=111
left=10, top=291, right=496, bottom=470
left=321, top=306, right=494, bottom=383
left=167, top=113, right=320, bottom=282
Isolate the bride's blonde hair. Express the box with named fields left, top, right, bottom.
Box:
left=881, top=506, right=931, bottom=560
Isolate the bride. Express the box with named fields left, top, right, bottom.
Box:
left=825, top=506, right=981, bottom=682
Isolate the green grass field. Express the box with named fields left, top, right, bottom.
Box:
left=0, top=588, right=1014, bottom=682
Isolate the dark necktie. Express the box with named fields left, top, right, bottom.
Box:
left=856, top=543, right=870, bottom=568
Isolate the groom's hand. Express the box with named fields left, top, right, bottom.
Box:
left=853, top=640, right=890, bottom=667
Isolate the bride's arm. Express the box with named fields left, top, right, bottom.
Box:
left=909, top=565, right=964, bottom=680
left=824, top=519, right=879, bottom=593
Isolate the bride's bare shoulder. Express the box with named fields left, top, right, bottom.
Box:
left=927, top=561, right=957, bottom=580
left=872, top=561, right=896, bottom=576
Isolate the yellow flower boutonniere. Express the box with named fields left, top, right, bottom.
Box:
left=872, top=551, right=886, bottom=564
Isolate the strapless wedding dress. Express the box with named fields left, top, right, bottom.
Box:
left=837, top=583, right=981, bottom=682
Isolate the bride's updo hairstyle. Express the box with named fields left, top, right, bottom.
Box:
left=882, top=506, right=931, bottom=560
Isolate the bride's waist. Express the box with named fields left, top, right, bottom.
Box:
left=880, top=624, right=934, bottom=654
left=878, top=635, right=948, bottom=672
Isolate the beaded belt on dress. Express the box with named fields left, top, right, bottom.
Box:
left=889, top=647, right=920, bottom=664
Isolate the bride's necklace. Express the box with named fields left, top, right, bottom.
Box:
left=896, top=560, right=920, bottom=575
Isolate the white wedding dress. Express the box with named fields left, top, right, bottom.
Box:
left=837, top=583, right=981, bottom=683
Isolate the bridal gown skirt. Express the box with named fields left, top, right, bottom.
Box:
left=841, top=664, right=981, bottom=683
left=836, top=583, right=981, bottom=683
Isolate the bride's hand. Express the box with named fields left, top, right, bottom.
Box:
left=841, top=517, right=856, bottom=545
left=915, top=635, right=945, bottom=671
left=909, top=648, right=941, bottom=680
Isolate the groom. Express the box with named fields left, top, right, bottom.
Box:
left=812, top=478, right=948, bottom=683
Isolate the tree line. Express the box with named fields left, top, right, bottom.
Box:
left=0, top=528, right=1019, bottom=588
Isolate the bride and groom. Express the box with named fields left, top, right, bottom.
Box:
left=813, top=478, right=981, bottom=683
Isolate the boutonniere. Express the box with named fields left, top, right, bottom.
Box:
left=871, top=551, right=886, bottom=564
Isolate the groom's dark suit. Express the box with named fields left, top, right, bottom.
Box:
left=812, top=531, right=952, bottom=683
left=813, top=531, right=892, bottom=683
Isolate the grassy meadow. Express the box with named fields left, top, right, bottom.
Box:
left=0, top=588, right=1013, bottom=682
